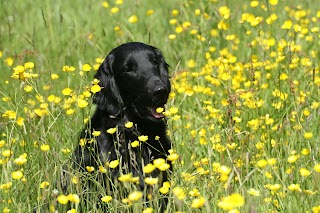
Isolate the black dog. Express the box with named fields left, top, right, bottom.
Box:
left=73, top=42, right=172, bottom=209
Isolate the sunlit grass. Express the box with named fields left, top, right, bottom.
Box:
left=1, top=0, right=320, bottom=212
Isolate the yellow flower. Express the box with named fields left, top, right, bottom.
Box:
left=171, top=9, right=179, bottom=16
left=312, top=206, right=320, bottom=213
left=247, top=188, right=260, bottom=196
left=142, top=208, right=153, bottom=213
left=173, top=187, right=186, bottom=200
left=71, top=176, right=78, bottom=184
left=110, top=7, right=119, bottom=14
left=47, top=95, right=55, bottom=102
left=304, top=132, right=313, bottom=139
left=68, top=194, right=80, bottom=203
left=144, top=177, right=158, bottom=185
left=288, top=184, right=301, bottom=192
left=61, top=148, right=71, bottom=154
left=156, top=107, right=164, bottom=113
left=217, top=165, right=231, bottom=175
left=57, top=195, right=69, bottom=204
left=153, top=158, right=170, bottom=171
left=314, top=164, right=320, bottom=172
left=99, top=166, right=107, bottom=173
left=187, top=59, right=196, bottom=68
left=125, top=121, right=133, bottom=128
left=191, top=196, right=206, bottom=208
left=159, top=182, right=170, bottom=194
left=40, top=144, right=50, bottom=152
left=301, top=148, right=310, bottom=155
left=168, top=34, right=176, bottom=40
left=169, top=107, right=178, bottom=114
left=12, top=170, right=23, bottom=180
left=158, top=163, right=170, bottom=171
left=218, top=193, right=245, bottom=211
left=77, top=99, right=88, bottom=108
left=138, top=135, right=148, bottom=142
left=51, top=73, right=59, bottom=79
left=269, top=0, right=278, bottom=5
left=62, top=65, right=75, bottom=72
left=287, top=155, right=299, bottom=163
left=194, top=9, right=201, bottom=16
left=40, top=181, right=50, bottom=189
left=92, top=130, right=101, bottom=137
left=128, top=191, right=143, bottom=201
left=189, top=188, right=200, bottom=197
left=257, top=159, right=268, bottom=168
left=5, top=57, right=14, bottom=66
left=279, top=73, right=288, bottom=80
left=83, top=90, right=91, bottom=98
left=131, top=140, right=140, bottom=147
left=13, top=65, right=25, bottom=73
left=16, top=117, right=24, bottom=126
left=128, top=15, right=139, bottom=23
left=282, top=20, right=293, bottom=29
left=266, top=184, right=281, bottom=191
left=106, top=127, right=117, bottom=134
left=86, top=166, right=95, bottom=172
left=300, top=168, right=311, bottom=177
left=62, top=88, right=73, bottom=96
left=265, top=171, right=272, bottom=179
left=146, top=10, right=154, bottom=16
left=24, top=85, right=33, bottom=92
left=24, top=62, right=34, bottom=69
left=0, top=140, right=5, bottom=148
left=118, top=173, right=132, bottom=182
left=101, top=195, right=112, bottom=202
left=0, top=182, right=12, bottom=190
left=143, top=163, right=155, bottom=174
left=218, top=6, right=230, bottom=19
left=167, top=153, right=179, bottom=162
left=2, top=110, right=16, bottom=119
left=102, top=1, right=109, bottom=8
left=91, top=84, right=101, bottom=93
left=2, top=150, right=13, bottom=157
left=109, top=160, right=119, bottom=168
left=14, top=153, right=27, bottom=165
left=250, top=1, right=259, bottom=7
left=82, top=64, right=91, bottom=72
left=66, top=109, right=75, bottom=115
left=267, top=158, right=277, bottom=166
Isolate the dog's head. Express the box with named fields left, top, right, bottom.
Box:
left=93, top=42, right=171, bottom=122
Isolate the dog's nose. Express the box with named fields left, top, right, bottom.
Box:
left=153, top=86, right=168, bottom=99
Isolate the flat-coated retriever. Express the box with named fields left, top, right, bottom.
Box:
left=73, top=42, right=172, bottom=210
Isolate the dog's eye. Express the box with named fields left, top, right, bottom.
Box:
left=152, top=58, right=159, bottom=66
left=124, top=65, right=137, bottom=73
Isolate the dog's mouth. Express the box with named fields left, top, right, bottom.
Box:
left=147, top=106, right=165, bottom=119
left=132, top=98, right=166, bottom=120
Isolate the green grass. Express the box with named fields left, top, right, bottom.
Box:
left=1, top=0, right=320, bottom=212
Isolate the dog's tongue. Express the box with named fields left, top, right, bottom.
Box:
left=150, top=106, right=165, bottom=118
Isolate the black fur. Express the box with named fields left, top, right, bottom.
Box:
left=74, top=42, right=172, bottom=210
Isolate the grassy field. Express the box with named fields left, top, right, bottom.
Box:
left=1, top=0, right=320, bottom=212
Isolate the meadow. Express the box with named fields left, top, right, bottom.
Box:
left=1, top=0, right=320, bottom=212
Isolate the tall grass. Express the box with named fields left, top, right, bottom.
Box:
left=1, top=0, right=320, bottom=212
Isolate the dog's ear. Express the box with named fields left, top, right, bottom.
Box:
left=93, top=54, right=123, bottom=116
